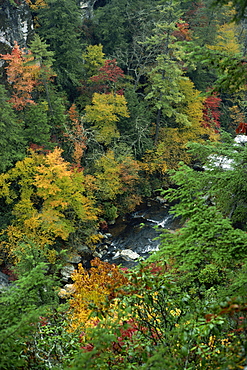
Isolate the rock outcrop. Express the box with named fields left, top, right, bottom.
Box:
left=0, top=0, right=33, bottom=55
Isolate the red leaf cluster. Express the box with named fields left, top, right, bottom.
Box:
left=112, top=319, right=139, bottom=352
left=90, top=59, right=124, bottom=84
left=236, top=122, right=247, bottom=135
left=202, top=93, right=221, bottom=132
left=173, top=21, right=191, bottom=41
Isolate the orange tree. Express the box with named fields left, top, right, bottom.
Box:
left=1, top=41, right=40, bottom=111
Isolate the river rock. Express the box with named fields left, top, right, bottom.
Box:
left=97, top=244, right=108, bottom=252
left=156, top=196, right=167, bottom=204
left=60, top=264, right=75, bottom=282
left=104, top=233, right=112, bottom=239
left=58, top=283, right=76, bottom=298
left=112, top=249, right=140, bottom=261
left=76, top=244, right=91, bottom=255
left=0, top=271, right=10, bottom=291
left=92, top=251, right=103, bottom=259
left=66, top=252, right=82, bottom=264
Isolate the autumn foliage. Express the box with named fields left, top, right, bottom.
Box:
left=24, top=0, right=47, bottom=10
left=85, top=92, right=129, bottom=144
left=65, top=104, right=87, bottom=168
left=202, top=93, right=222, bottom=132
left=1, top=42, right=40, bottom=110
left=68, top=258, right=129, bottom=330
left=236, top=122, right=247, bottom=134
left=173, top=21, right=191, bottom=40
left=90, top=59, right=125, bottom=93
left=0, top=148, right=99, bottom=262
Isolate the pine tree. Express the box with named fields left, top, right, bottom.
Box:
left=0, top=254, right=59, bottom=369
left=144, top=0, right=189, bottom=144
left=36, top=0, right=84, bottom=97
left=0, top=84, right=25, bottom=172
left=23, top=102, right=52, bottom=147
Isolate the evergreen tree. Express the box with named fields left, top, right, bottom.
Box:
left=36, top=0, right=84, bottom=98
left=28, top=34, right=57, bottom=112
left=0, top=85, right=25, bottom=173
left=143, top=0, right=190, bottom=144
left=0, top=248, right=60, bottom=369
left=150, top=134, right=247, bottom=294
left=117, top=86, right=153, bottom=159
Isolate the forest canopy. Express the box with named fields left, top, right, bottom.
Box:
left=1, top=0, right=247, bottom=368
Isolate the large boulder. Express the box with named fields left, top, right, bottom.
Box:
left=112, top=249, right=141, bottom=262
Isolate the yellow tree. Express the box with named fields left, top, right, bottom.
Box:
left=178, top=79, right=219, bottom=142
left=206, top=4, right=242, bottom=56
left=68, top=258, right=129, bottom=331
left=82, top=44, right=105, bottom=79
left=210, top=22, right=241, bottom=54
left=0, top=148, right=99, bottom=262
left=24, top=0, right=47, bottom=10
left=94, top=150, right=141, bottom=219
left=95, top=150, right=123, bottom=201
left=84, top=92, right=129, bottom=145
left=142, top=128, right=187, bottom=174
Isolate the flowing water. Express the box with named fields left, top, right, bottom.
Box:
left=102, top=200, right=180, bottom=268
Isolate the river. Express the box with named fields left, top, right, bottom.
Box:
left=101, top=199, right=180, bottom=268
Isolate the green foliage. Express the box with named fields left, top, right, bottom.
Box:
left=0, top=241, right=82, bottom=370
left=142, top=0, right=192, bottom=143
left=172, top=135, right=247, bottom=229
left=25, top=311, right=81, bottom=370
left=117, top=86, right=153, bottom=158
left=148, top=134, right=247, bottom=295
left=67, top=324, right=121, bottom=370
left=154, top=202, right=247, bottom=289
left=0, top=260, right=59, bottom=369
left=22, top=102, right=52, bottom=146
left=0, top=84, right=25, bottom=172
left=2, top=0, right=247, bottom=367
left=29, top=34, right=55, bottom=70
left=93, top=0, right=134, bottom=56
left=103, top=202, right=118, bottom=221
left=36, top=0, right=84, bottom=96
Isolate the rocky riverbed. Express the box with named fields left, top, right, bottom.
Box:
left=97, top=198, right=180, bottom=268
